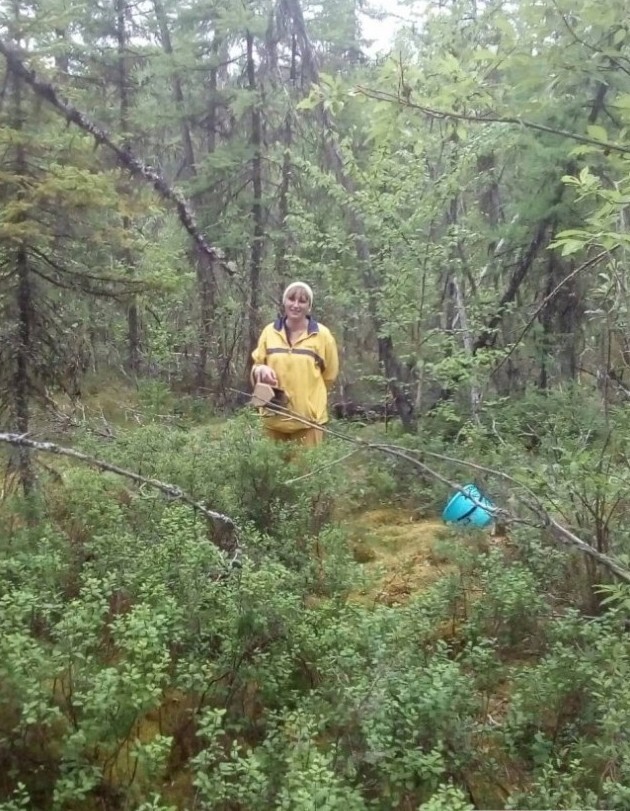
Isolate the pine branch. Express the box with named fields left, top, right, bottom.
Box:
left=0, top=39, right=236, bottom=276
left=29, top=247, right=146, bottom=289
left=0, top=432, right=241, bottom=560
left=30, top=265, right=129, bottom=301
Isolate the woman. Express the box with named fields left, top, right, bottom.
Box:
left=251, top=282, right=339, bottom=446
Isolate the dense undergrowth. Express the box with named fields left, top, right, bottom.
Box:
left=2, top=384, right=630, bottom=810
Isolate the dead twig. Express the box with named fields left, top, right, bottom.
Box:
left=488, top=250, right=611, bottom=380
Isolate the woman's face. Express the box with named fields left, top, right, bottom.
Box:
left=284, top=288, right=311, bottom=320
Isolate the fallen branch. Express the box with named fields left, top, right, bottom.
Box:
left=545, top=517, right=630, bottom=584
left=241, top=389, right=513, bottom=519
left=381, top=442, right=630, bottom=581
left=0, top=433, right=241, bottom=563
left=0, top=39, right=234, bottom=276
left=238, top=389, right=630, bottom=585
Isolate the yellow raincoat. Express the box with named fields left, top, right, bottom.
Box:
left=251, top=316, right=339, bottom=433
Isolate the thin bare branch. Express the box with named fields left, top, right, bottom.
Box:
left=283, top=448, right=361, bottom=484
left=30, top=265, right=128, bottom=301
left=550, top=0, right=630, bottom=79
left=0, top=432, right=241, bottom=561
left=29, top=247, right=146, bottom=288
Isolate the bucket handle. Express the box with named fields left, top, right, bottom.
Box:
left=455, top=503, right=478, bottom=523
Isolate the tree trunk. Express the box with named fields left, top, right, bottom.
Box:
left=287, top=0, right=416, bottom=430
left=538, top=252, right=556, bottom=390
left=14, top=244, right=34, bottom=495
left=451, top=274, right=481, bottom=418
left=196, top=253, right=217, bottom=390
left=474, top=82, right=609, bottom=355
left=195, top=38, right=221, bottom=390
left=154, top=0, right=218, bottom=389
left=274, top=32, right=297, bottom=287
left=446, top=192, right=481, bottom=417
left=116, top=0, right=140, bottom=374
left=11, top=61, right=34, bottom=493
left=246, top=30, right=264, bottom=365
left=153, top=0, right=196, bottom=177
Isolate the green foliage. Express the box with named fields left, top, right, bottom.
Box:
left=5, top=0, right=630, bottom=806
left=505, top=758, right=599, bottom=810
left=3, top=403, right=630, bottom=808
left=420, top=783, right=474, bottom=811
left=465, top=550, right=548, bottom=647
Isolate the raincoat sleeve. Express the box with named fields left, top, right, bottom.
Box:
left=322, top=328, right=339, bottom=389
left=250, top=325, right=269, bottom=385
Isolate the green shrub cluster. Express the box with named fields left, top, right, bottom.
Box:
left=2, top=404, right=630, bottom=809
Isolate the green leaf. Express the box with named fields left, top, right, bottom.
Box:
left=558, top=239, right=585, bottom=255
left=586, top=124, right=608, bottom=143
left=296, top=95, right=319, bottom=111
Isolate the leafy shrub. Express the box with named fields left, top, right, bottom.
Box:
left=465, top=549, right=549, bottom=648
left=4, top=400, right=630, bottom=809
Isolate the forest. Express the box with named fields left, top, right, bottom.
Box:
left=2, top=0, right=630, bottom=808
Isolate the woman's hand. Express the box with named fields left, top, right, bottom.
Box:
left=255, top=364, right=278, bottom=386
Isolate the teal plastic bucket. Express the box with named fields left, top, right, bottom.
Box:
left=442, top=484, right=495, bottom=529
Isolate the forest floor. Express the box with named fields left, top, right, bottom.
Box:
left=344, top=507, right=454, bottom=605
